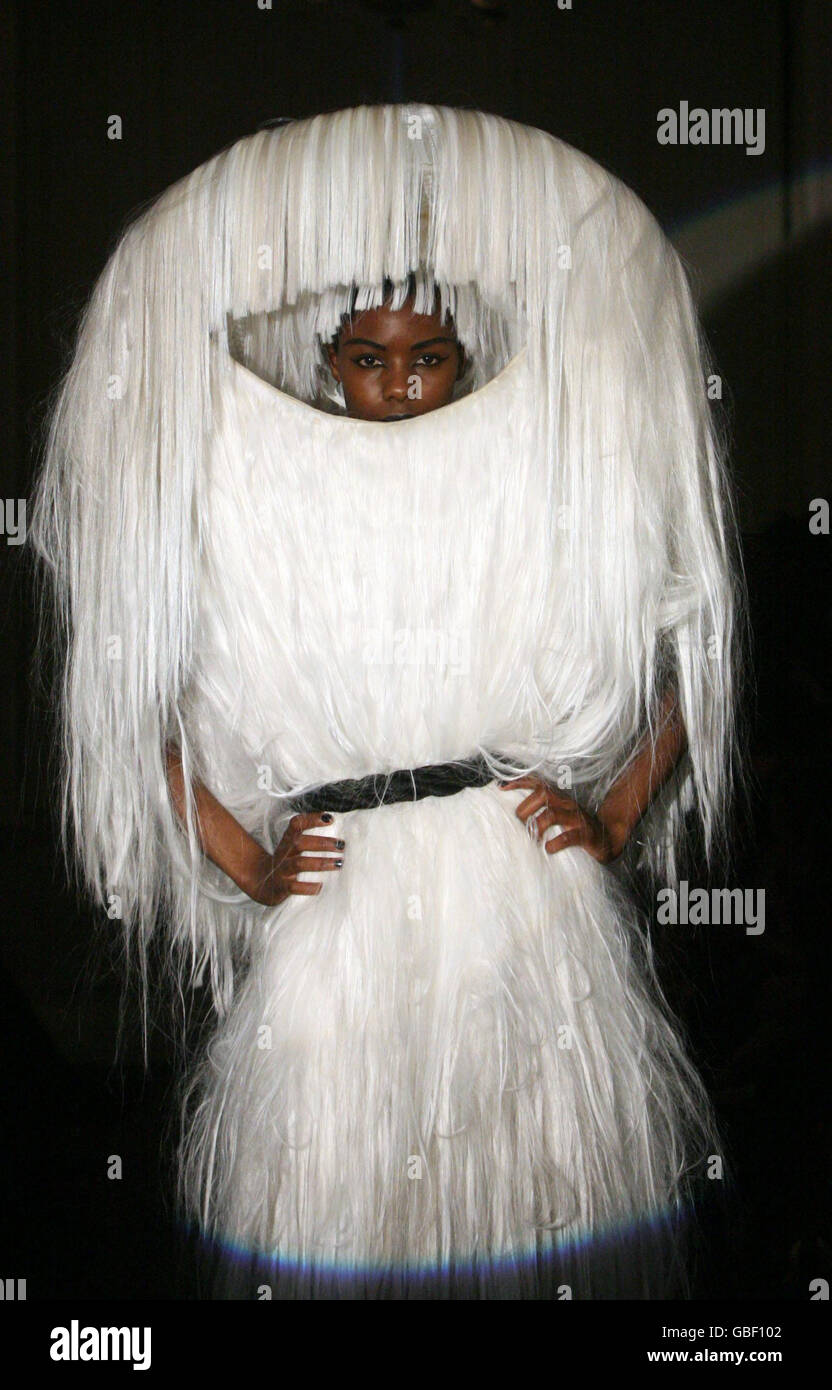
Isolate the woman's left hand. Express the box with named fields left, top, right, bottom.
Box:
left=497, top=775, right=627, bottom=865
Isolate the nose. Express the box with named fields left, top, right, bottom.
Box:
left=382, top=363, right=411, bottom=402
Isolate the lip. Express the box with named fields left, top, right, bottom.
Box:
left=383, top=413, right=414, bottom=422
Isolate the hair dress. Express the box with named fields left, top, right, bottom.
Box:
left=30, top=105, right=741, bottom=1298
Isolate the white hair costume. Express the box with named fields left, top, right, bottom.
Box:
left=30, top=104, right=742, bottom=1298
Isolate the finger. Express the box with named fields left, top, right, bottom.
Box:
left=497, top=776, right=543, bottom=791
left=544, top=828, right=586, bottom=855
left=294, top=833, right=346, bottom=852
left=539, top=790, right=582, bottom=810
left=286, top=879, right=323, bottom=895
left=514, top=788, right=548, bottom=820
left=534, top=809, right=582, bottom=837
left=282, top=851, right=340, bottom=873
left=289, top=811, right=338, bottom=833
left=499, top=777, right=580, bottom=811
left=284, top=855, right=344, bottom=873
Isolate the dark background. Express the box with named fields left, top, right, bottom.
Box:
left=1, top=0, right=830, bottom=1301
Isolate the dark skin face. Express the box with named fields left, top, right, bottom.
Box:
left=326, top=299, right=466, bottom=421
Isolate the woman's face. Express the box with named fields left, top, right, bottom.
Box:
left=326, top=299, right=465, bottom=421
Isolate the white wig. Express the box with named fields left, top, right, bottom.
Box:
left=31, top=104, right=742, bottom=1000
left=29, top=107, right=743, bottom=1283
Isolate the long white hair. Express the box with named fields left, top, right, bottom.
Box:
left=29, top=104, right=746, bottom=1033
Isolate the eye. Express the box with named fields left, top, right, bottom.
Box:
left=351, top=353, right=385, bottom=368
left=413, top=352, right=450, bottom=368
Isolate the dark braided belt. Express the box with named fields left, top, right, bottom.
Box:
left=290, top=753, right=505, bottom=814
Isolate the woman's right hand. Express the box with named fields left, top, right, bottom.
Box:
left=244, top=812, right=345, bottom=906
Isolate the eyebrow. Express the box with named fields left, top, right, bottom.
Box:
left=341, top=335, right=458, bottom=351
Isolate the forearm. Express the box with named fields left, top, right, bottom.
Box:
left=165, top=744, right=268, bottom=896
left=597, top=687, right=688, bottom=848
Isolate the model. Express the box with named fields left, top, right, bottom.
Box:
left=30, top=104, right=742, bottom=1299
